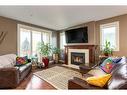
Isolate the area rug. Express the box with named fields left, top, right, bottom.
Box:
left=33, top=66, right=82, bottom=89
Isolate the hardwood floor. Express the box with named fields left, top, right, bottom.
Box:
left=16, top=65, right=57, bottom=90
left=25, top=75, right=56, bottom=89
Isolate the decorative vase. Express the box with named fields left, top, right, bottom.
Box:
left=42, top=57, right=49, bottom=67
left=53, top=54, right=59, bottom=63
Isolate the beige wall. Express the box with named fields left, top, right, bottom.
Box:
left=0, top=16, right=17, bottom=55
left=95, top=14, right=127, bottom=56
left=0, top=16, right=57, bottom=55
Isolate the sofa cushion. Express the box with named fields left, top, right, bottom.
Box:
left=87, top=67, right=106, bottom=77
left=86, top=74, right=111, bottom=88
left=18, top=62, right=32, bottom=73
left=0, top=54, right=16, bottom=68
left=108, top=64, right=127, bottom=89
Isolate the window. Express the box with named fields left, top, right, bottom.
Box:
left=100, top=21, right=119, bottom=51
left=32, top=31, right=41, bottom=56
left=19, top=28, right=31, bottom=57
left=43, top=32, right=51, bottom=44
left=60, top=32, right=66, bottom=49
left=18, top=24, right=52, bottom=57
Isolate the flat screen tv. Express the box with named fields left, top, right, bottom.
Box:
left=65, top=27, right=88, bottom=43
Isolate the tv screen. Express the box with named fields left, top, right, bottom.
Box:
left=65, top=27, right=88, bottom=43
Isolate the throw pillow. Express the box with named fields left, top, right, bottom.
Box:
left=0, top=56, right=14, bottom=68
left=118, top=56, right=127, bottom=64
left=86, top=74, right=111, bottom=88
left=112, top=57, right=122, bottom=63
left=100, top=57, right=115, bottom=73
left=16, top=56, right=28, bottom=66
left=1, top=54, right=17, bottom=66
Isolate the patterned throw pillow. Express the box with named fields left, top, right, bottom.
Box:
left=112, top=57, right=122, bottom=63
left=86, top=74, right=111, bottom=88
left=118, top=56, right=127, bottom=64
left=16, top=56, right=28, bottom=66
left=100, top=57, right=115, bottom=74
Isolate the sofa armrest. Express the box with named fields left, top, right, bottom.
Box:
left=0, top=67, right=19, bottom=88
left=118, top=82, right=127, bottom=89
left=68, top=77, right=103, bottom=89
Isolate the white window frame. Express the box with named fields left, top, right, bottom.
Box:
left=100, top=21, right=119, bottom=51
left=17, top=24, right=52, bottom=56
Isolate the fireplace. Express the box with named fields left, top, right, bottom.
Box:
left=68, top=48, right=89, bottom=68
left=65, top=45, right=96, bottom=65
left=65, top=45, right=96, bottom=68
left=71, top=52, right=85, bottom=65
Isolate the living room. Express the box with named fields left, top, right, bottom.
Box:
left=0, top=1, right=127, bottom=94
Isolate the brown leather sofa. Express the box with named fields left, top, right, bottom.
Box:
left=68, top=63, right=127, bottom=89
left=0, top=62, right=32, bottom=88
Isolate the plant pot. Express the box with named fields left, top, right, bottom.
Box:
left=104, top=53, right=109, bottom=56
left=53, top=54, right=59, bottom=63
left=42, top=57, right=49, bottom=67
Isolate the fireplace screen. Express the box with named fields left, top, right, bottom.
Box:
left=71, top=52, right=85, bottom=65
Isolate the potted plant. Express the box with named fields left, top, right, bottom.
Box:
left=102, top=40, right=113, bottom=56
left=37, top=41, right=52, bottom=67
left=52, top=47, right=61, bottom=63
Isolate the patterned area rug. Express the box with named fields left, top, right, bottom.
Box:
left=33, top=66, right=82, bottom=89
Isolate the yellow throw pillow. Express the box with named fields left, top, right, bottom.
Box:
left=86, top=74, right=111, bottom=88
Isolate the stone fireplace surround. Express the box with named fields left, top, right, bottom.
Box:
left=64, top=45, right=96, bottom=68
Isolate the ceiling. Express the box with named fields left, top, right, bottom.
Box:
left=0, top=6, right=127, bottom=30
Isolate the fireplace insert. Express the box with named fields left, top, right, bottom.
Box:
left=71, top=52, right=85, bottom=65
